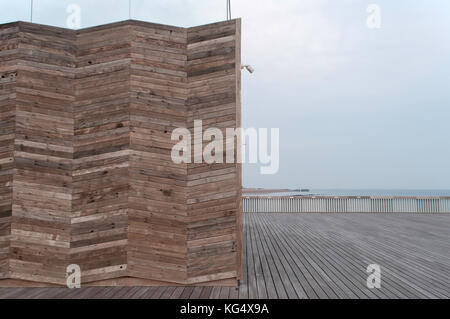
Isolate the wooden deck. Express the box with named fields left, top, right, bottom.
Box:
left=1, top=213, right=449, bottom=299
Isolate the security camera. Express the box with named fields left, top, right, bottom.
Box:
left=241, top=64, right=255, bottom=74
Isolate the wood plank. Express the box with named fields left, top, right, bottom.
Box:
left=1, top=19, right=242, bottom=286
left=0, top=213, right=449, bottom=299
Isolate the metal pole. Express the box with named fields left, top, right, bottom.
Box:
left=226, top=0, right=228, bottom=20
left=30, top=0, right=33, bottom=22
left=129, top=0, right=131, bottom=19
left=226, top=0, right=231, bottom=20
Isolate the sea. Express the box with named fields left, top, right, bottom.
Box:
left=245, top=189, right=450, bottom=197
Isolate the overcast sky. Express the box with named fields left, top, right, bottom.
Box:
left=2, top=0, right=450, bottom=189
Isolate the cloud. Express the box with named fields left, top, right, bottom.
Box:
left=1, top=0, right=449, bottom=189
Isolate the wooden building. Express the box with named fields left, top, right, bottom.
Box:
left=0, top=19, right=242, bottom=287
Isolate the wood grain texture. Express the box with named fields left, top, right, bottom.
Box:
left=1, top=213, right=449, bottom=298
left=10, top=22, right=75, bottom=285
left=72, top=24, right=131, bottom=284
left=0, top=23, right=18, bottom=279
left=127, top=22, right=189, bottom=284
left=186, top=20, right=241, bottom=284
left=0, top=19, right=241, bottom=286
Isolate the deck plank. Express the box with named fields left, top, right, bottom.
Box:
left=0, top=213, right=449, bottom=299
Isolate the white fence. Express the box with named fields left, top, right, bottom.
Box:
left=242, top=196, right=450, bottom=213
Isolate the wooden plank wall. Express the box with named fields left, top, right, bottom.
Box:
left=0, top=23, right=18, bottom=279
left=72, top=23, right=131, bottom=283
left=0, top=19, right=241, bottom=286
left=127, top=22, right=189, bottom=284
left=10, top=23, right=75, bottom=285
left=186, top=21, right=241, bottom=284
